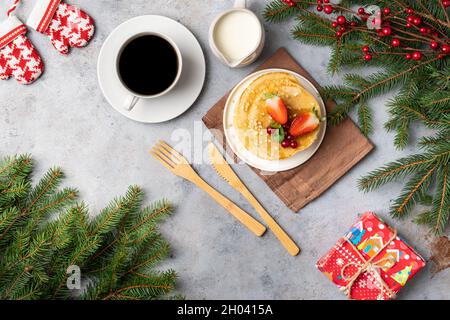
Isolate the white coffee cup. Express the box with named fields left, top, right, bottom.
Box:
left=115, top=32, right=183, bottom=111
left=209, top=0, right=265, bottom=68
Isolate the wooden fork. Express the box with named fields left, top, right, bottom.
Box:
left=150, top=141, right=266, bottom=237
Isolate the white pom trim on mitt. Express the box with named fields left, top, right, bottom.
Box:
left=0, top=15, right=27, bottom=49
left=27, top=0, right=61, bottom=33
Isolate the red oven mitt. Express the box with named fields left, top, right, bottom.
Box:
left=0, top=15, right=44, bottom=84
left=27, top=0, right=95, bottom=55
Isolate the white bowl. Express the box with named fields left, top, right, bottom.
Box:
left=223, top=68, right=327, bottom=172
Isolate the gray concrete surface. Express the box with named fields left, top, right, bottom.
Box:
left=0, top=0, right=448, bottom=299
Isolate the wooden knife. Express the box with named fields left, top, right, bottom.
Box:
left=208, top=142, right=300, bottom=256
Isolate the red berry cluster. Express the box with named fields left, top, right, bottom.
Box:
left=359, top=7, right=450, bottom=62
left=281, top=0, right=296, bottom=7
left=316, top=2, right=361, bottom=38
left=362, top=45, right=372, bottom=61
left=334, top=15, right=348, bottom=37
left=357, top=7, right=371, bottom=22
left=316, top=0, right=333, bottom=15
left=285, top=0, right=449, bottom=62
left=282, top=137, right=298, bottom=149
left=327, top=14, right=355, bottom=38
left=266, top=122, right=299, bottom=149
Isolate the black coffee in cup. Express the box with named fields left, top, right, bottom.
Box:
left=118, top=34, right=180, bottom=96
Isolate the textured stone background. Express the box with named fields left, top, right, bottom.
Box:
left=0, top=0, right=448, bottom=299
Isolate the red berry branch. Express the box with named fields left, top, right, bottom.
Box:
left=281, top=0, right=450, bottom=62
left=336, top=5, right=448, bottom=61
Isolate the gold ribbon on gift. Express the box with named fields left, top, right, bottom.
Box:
left=340, top=229, right=398, bottom=300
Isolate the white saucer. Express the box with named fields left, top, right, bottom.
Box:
left=223, top=68, right=327, bottom=172
left=97, top=15, right=206, bottom=123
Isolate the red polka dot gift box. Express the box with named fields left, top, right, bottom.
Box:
left=316, top=212, right=426, bottom=300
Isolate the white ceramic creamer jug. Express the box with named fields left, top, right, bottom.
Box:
left=209, top=0, right=265, bottom=68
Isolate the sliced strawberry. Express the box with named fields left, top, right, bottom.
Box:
left=289, top=111, right=320, bottom=137
left=264, top=94, right=288, bottom=125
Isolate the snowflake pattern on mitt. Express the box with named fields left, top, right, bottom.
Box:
left=0, top=17, right=44, bottom=85
left=44, top=2, right=94, bottom=54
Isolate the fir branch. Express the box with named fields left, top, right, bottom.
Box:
left=88, top=186, right=143, bottom=237
left=292, top=29, right=336, bottom=45
left=414, top=211, right=434, bottom=225
left=358, top=103, right=373, bottom=136
left=0, top=155, right=32, bottom=178
left=327, top=99, right=357, bottom=125
left=24, top=168, right=64, bottom=214
left=392, top=0, right=450, bottom=29
left=102, top=281, right=174, bottom=301
left=393, top=119, right=410, bottom=150
left=0, top=155, right=177, bottom=300
left=321, top=86, right=357, bottom=100
left=263, top=0, right=302, bottom=23
left=419, top=131, right=450, bottom=149
left=431, top=165, right=449, bottom=234
left=0, top=208, right=19, bottom=235
left=354, top=57, right=439, bottom=102
left=422, top=91, right=450, bottom=114
left=358, top=154, right=434, bottom=192
left=125, top=241, right=170, bottom=276
left=88, top=199, right=172, bottom=264
left=49, top=236, right=102, bottom=299
left=391, top=166, right=437, bottom=217
left=328, top=44, right=342, bottom=75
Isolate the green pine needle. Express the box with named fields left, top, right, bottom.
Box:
left=430, top=166, right=450, bottom=234
left=0, top=155, right=177, bottom=300
left=358, top=103, right=373, bottom=136
left=359, top=154, right=434, bottom=192
left=390, top=166, right=437, bottom=218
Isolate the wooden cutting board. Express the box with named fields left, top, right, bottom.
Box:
left=202, top=48, right=374, bottom=212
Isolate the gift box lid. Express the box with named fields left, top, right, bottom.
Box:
left=317, top=212, right=426, bottom=300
